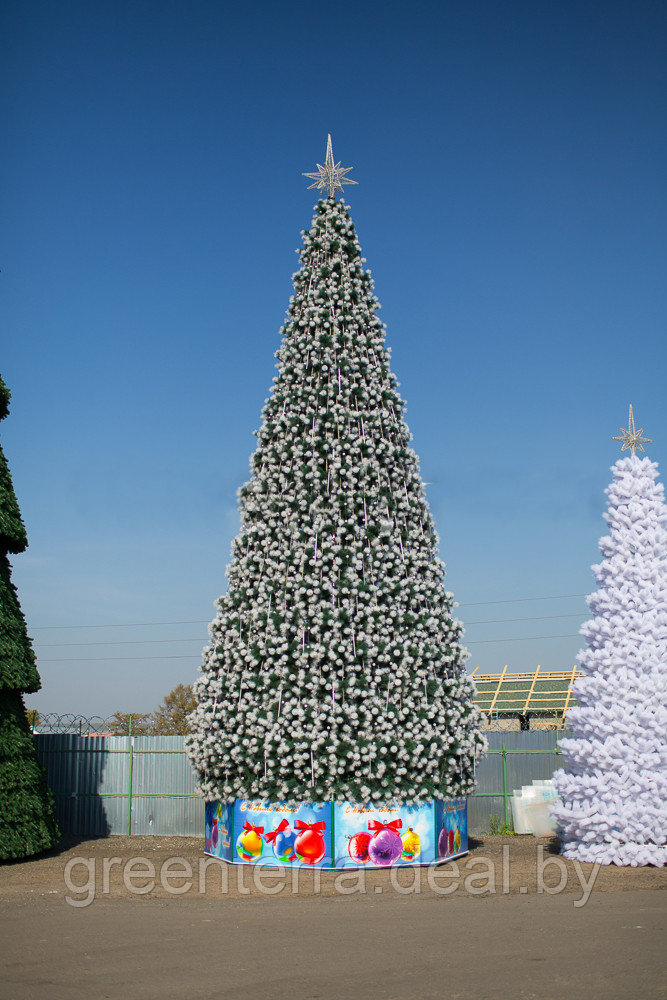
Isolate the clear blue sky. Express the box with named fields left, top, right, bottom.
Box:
left=2, top=1, right=665, bottom=717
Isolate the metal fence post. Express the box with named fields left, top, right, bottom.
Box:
left=127, top=715, right=134, bottom=836
left=501, top=743, right=509, bottom=828
left=72, top=734, right=80, bottom=833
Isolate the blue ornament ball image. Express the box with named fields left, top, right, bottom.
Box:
left=273, top=827, right=297, bottom=863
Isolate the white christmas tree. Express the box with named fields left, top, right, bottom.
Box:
left=552, top=407, right=667, bottom=866
left=186, top=138, right=485, bottom=805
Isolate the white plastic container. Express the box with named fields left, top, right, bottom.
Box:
left=511, top=791, right=531, bottom=834
left=523, top=799, right=558, bottom=837
left=510, top=780, right=559, bottom=835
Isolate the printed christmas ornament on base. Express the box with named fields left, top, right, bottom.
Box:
left=294, top=820, right=327, bottom=865
left=236, top=822, right=264, bottom=861
left=265, top=819, right=297, bottom=862
left=401, top=828, right=421, bottom=861
left=367, top=820, right=404, bottom=866
left=348, top=832, right=372, bottom=864
left=438, top=827, right=461, bottom=857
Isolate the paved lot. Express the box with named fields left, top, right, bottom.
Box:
left=1, top=837, right=664, bottom=999
left=1, top=891, right=665, bottom=999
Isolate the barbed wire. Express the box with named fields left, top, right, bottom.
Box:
left=28, top=712, right=175, bottom=736
left=29, top=701, right=571, bottom=736
left=29, top=712, right=118, bottom=735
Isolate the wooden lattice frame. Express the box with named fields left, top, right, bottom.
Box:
left=469, top=666, right=581, bottom=721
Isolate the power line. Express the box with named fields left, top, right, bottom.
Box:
left=467, top=634, right=581, bottom=646
left=458, top=594, right=587, bottom=607
left=29, top=593, right=589, bottom=632
left=31, top=620, right=210, bottom=631
left=39, top=632, right=583, bottom=661
left=32, top=611, right=588, bottom=648
left=465, top=612, right=587, bottom=626
left=40, top=654, right=200, bottom=662
left=34, top=637, right=206, bottom=648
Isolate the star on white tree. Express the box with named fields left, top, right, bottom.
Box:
left=303, top=134, right=358, bottom=198
left=612, top=403, right=653, bottom=457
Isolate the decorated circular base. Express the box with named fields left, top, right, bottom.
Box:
left=204, top=797, right=467, bottom=869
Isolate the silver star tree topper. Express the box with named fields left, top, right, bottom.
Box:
left=612, top=404, right=653, bottom=456
left=303, top=134, right=358, bottom=198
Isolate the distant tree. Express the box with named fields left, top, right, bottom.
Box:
left=151, top=683, right=195, bottom=735
left=0, top=375, right=60, bottom=859
left=25, top=708, right=41, bottom=730
left=108, top=687, right=195, bottom=736
left=107, top=711, right=153, bottom=736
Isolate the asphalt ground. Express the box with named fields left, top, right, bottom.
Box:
left=1, top=891, right=664, bottom=1000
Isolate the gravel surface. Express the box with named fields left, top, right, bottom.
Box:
left=1, top=834, right=664, bottom=903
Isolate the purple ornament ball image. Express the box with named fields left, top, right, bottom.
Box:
left=368, top=828, right=403, bottom=866
left=438, top=825, right=456, bottom=858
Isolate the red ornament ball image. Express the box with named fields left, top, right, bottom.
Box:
left=294, top=819, right=327, bottom=865
left=348, top=831, right=372, bottom=864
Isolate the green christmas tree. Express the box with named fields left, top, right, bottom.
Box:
left=0, top=375, right=59, bottom=859
left=187, top=138, right=485, bottom=805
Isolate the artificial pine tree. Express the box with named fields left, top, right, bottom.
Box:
left=0, top=375, right=59, bottom=859
left=552, top=407, right=667, bottom=866
left=187, top=138, right=485, bottom=806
